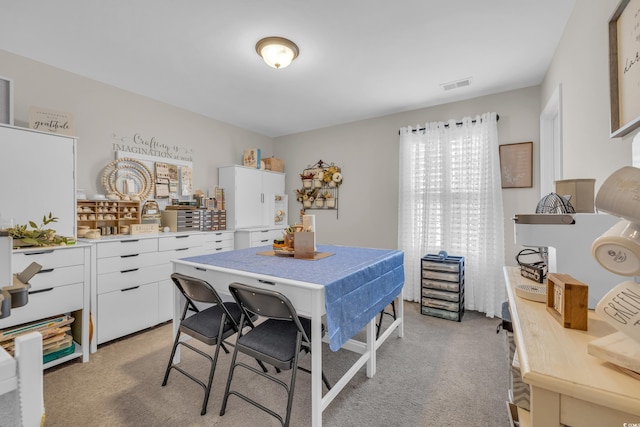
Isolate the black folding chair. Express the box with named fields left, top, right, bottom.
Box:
left=220, top=282, right=331, bottom=427
left=161, top=273, right=265, bottom=415
left=376, top=300, right=397, bottom=339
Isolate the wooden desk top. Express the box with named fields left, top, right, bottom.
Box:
left=504, top=266, right=640, bottom=416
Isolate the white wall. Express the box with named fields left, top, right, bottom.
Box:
left=0, top=50, right=274, bottom=199
left=542, top=0, right=634, bottom=186
left=274, top=86, right=542, bottom=263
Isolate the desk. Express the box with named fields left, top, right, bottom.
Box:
left=504, top=267, right=640, bottom=427
left=172, top=244, right=404, bottom=427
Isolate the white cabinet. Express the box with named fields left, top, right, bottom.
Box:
left=93, top=236, right=161, bottom=346
left=89, top=231, right=235, bottom=351
left=219, top=165, right=286, bottom=229
left=1, top=244, right=91, bottom=369
left=202, top=230, right=235, bottom=253
left=156, top=233, right=207, bottom=322
left=0, top=124, right=77, bottom=238
left=234, top=227, right=286, bottom=249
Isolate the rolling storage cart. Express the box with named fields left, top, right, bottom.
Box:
left=420, top=252, right=465, bottom=321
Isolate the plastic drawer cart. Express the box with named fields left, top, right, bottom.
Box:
left=420, top=252, right=465, bottom=321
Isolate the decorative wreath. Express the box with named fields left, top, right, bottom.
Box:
left=101, top=157, right=154, bottom=200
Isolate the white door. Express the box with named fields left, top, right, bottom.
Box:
left=234, top=167, right=263, bottom=228
left=261, top=171, right=285, bottom=226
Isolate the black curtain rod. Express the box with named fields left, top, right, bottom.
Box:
left=399, top=114, right=499, bottom=134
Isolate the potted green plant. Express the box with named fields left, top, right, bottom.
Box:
left=7, top=213, right=72, bottom=248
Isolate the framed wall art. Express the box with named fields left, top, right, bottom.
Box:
left=609, top=0, right=640, bottom=138
left=499, top=142, right=532, bottom=188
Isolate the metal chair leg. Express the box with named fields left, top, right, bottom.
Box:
left=162, top=330, right=182, bottom=386
left=376, top=300, right=397, bottom=339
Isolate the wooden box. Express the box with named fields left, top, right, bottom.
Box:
left=130, top=223, right=158, bottom=235
left=546, top=273, right=588, bottom=330
left=554, top=179, right=595, bottom=213
left=263, top=157, right=284, bottom=172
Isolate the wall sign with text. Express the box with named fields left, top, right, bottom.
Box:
left=29, top=106, right=74, bottom=136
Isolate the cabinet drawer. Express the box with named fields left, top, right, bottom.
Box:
left=422, top=270, right=461, bottom=282
left=421, top=260, right=461, bottom=273
left=0, top=283, right=84, bottom=329
left=156, top=246, right=204, bottom=264
left=97, top=252, right=161, bottom=275
left=97, top=282, right=158, bottom=344
left=421, top=288, right=460, bottom=302
left=202, top=239, right=234, bottom=252
left=13, top=246, right=84, bottom=271
left=97, top=265, right=167, bottom=294
left=204, top=231, right=234, bottom=243
left=27, top=264, right=84, bottom=292
left=158, top=234, right=206, bottom=251
left=421, top=297, right=460, bottom=312
left=96, top=238, right=158, bottom=258
left=250, top=229, right=283, bottom=246
left=420, top=306, right=462, bottom=321
left=422, top=278, right=462, bottom=292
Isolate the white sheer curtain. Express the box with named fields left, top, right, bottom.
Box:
left=398, top=112, right=505, bottom=317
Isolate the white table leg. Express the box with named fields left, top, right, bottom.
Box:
left=311, top=291, right=323, bottom=427
left=398, top=289, right=404, bottom=338
left=366, top=317, right=376, bottom=378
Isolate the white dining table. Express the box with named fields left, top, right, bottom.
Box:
left=170, top=244, right=405, bottom=426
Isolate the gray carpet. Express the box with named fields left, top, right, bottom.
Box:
left=42, top=302, right=510, bottom=426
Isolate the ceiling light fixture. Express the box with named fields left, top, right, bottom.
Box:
left=255, top=37, right=299, bottom=69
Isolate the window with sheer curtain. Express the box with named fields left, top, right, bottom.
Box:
left=398, top=112, right=505, bottom=317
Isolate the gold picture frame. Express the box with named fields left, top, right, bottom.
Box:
left=609, top=0, right=640, bottom=138
left=499, top=142, right=532, bottom=189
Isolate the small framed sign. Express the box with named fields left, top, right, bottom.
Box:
left=609, top=0, right=640, bottom=137
left=499, top=142, right=532, bottom=188
left=29, top=106, right=75, bottom=136
left=546, top=273, right=588, bottom=330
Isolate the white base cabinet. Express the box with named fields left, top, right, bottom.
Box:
left=1, top=244, right=91, bottom=369
left=234, top=227, right=286, bottom=249
left=89, top=230, right=235, bottom=352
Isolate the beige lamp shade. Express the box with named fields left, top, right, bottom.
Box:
left=256, top=37, right=299, bottom=69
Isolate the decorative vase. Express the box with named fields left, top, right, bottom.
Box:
left=303, top=179, right=312, bottom=189
left=303, top=200, right=312, bottom=208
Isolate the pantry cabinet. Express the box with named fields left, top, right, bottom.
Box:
left=219, top=165, right=286, bottom=229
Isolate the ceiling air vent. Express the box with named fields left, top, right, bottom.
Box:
left=441, top=77, right=471, bottom=91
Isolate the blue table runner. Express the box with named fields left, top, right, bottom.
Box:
left=181, top=244, right=404, bottom=351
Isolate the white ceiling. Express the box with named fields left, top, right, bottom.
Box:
left=0, top=1, right=575, bottom=137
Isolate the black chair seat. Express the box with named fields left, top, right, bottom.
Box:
left=181, top=302, right=243, bottom=345
left=237, top=317, right=318, bottom=369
